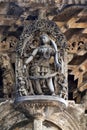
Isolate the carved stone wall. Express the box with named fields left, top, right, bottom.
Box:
left=0, top=1, right=87, bottom=130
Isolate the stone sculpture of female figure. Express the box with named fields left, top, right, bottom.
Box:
left=23, top=34, right=61, bottom=95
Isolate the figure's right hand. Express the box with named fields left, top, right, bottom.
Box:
left=23, top=65, right=26, bottom=73
left=24, top=65, right=26, bottom=69
left=56, top=63, right=62, bottom=71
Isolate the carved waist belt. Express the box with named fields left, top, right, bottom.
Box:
left=29, top=72, right=58, bottom=79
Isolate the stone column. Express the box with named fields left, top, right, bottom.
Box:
left=33, top=118, right=44, bottom=130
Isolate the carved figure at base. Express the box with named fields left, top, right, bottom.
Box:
left=18, top=77, right=28, bottom=96
left=0, top=54, right=14, bottom=98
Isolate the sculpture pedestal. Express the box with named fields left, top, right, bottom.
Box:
left=15, top=95, right=67, bottom=118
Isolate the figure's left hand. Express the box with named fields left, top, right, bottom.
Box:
left=56, top=63, right=61, bottom=71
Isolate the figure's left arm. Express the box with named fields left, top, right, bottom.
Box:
left=50, top=39, right=61, bottom=70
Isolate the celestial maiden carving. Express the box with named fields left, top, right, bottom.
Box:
left=16, top=19, right=67, bottom=100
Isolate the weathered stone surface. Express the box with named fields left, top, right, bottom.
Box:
left=0, top=100, right=86, bottom=130
left=0, top=1, right=86, bottom=130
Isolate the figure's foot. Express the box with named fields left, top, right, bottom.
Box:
left=39, top=92, right=44, bottom=95
left=4, top=94, right=9, bottom=99
left=29, top=92, right=35, bottom=95
left=52, top=93, right=55, bottom=96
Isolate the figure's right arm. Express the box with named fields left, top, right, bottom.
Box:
left=23, top=48, right=38, bottom=73
left=25, top=48, right=38, bottom=65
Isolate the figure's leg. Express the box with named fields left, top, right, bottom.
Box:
left=35, top=80, right=43, bottom=95
left=54, top=76, right=60, bottom=94
left=28, top=79, right=34, bottom=95
left=47, top=78, right=55, bottom=95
